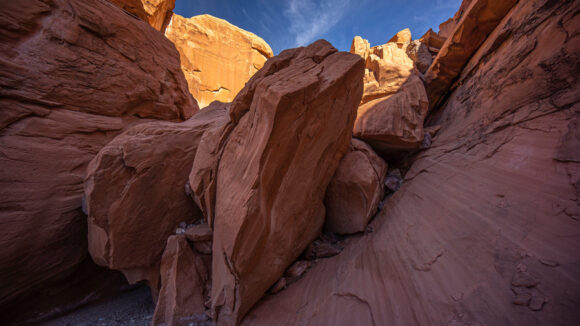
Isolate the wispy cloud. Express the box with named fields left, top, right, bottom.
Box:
left=284, top=0, right=351, bottom=47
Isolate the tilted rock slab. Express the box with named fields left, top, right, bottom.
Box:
left=165, top=14, right=274, bottom=108
left=108, top=0, right=175, bottom=32
left=425, top=0, right=518, bottom=110
left=324, top=138, right=387, bottom=234
left=152, top=235, right=210, bottom=326
left=241, top=0, right=580, bottom=324
left=189, top=40, right=364, bottom=324
left=354, top=74, right=429, bottom=151
left=85, top=104, right=227, bottom=291
left=0, top=0, right=196, bottom=323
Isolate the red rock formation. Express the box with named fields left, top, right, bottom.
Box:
left=108, top=0, right=175, bottom=32
left=419, top=28, right=446, bottom=49
left=241, top=0, right=580, bottom=324
left=438, top=0, right=474, bottom=38
left=349, top=34, right=430, bottom=154
left=0, top=0, right=196, bottom=322
left=426, top=0, right=518, bottom=110
left=354, top=74, right=429, bottom=151
left=387, top=28, right=412, bottom=47
left=189, top=40, right=364, bottom=324
left=85, top=103, right=227, bottom=291
left=165, top=14, right=274, bottom=108
left=324, top=139, right=387, bottom=234
left=152, top=235, right=210, bottom=326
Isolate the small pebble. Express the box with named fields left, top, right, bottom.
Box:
left=529, top=294, right=546, bottom=311
left=513, top=293, right=532, bottom=306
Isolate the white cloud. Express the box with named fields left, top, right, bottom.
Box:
left=284, top=0, right=351, bottom=47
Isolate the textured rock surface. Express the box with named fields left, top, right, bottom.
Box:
left=191, top=40, right=364, bottom=324
left=352, top=38, right=415, bottom=104
left=387, top=28, right=412, bottom=46
left=152, top=235, right=209, bottom=326
left=0, top=0, right=196, bottom=323
left=165, top=14, right=274, bottom=108
left=426, top=0, right=518, bottom=110
left=406, top=40, right=432, bottom=73
left=350, top=35, right=429, bottom=153
left=242, top=0, right=580, bottom=325
left=108, top=0, right=175, bottom=32
left=85, top=104, right=227, bottom=289
left=324, top=139, right=387, bottom=234
left=419, top=28, right=446, bottom=49
left=354, top=74, right=429, bottom=151
left=438, top=0, right=474, bottom=38
left=349, top=36, right=370, bottom=61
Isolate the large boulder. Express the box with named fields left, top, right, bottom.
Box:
left=353, top=74, right=429, bottom=151
left=349, top=35, right=429, bottom=154
left=108, top=0, right=175, bottom=32
left=426, top=0, right=518, bottom=110
left=324, top=139, right=387, bottom=234
left=152, top=235, right=210, bottom=326
left=165, top=14, right=274, bottom=108
left=189, top=40, right=364, bottom=324
left=241, top=0, right=580, bottom=324
left=0, top=0, right=196, bottom=323
left=85, top=103, right=228, bottom=290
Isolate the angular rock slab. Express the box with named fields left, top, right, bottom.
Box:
left=426, top=0, right=518, bottom=110
left=196, top=40, right=364, bottom=324
left=152, top=235, right=209, bottom=326
left=85, top=104, right=228, bottom=289
left=165, top=14, right=274, bottom=108
left=354, top=74, right=429, bottom=152
left=241, top=0, right=580, bottom=324
left=324, top=139, right=387, bottom=234
left=108, top=0, right=175, bottom=32
left=0, top=0, right=196, bottom=322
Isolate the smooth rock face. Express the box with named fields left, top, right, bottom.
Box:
left=152, top=235, right=209, bottom=326
left=194, top=40, right=364, bottom=324
left=354, top=74, right=429, bottom=151
left=0, top=0, right=196, bottom=322
left=324, top=139, right=387, bottom=234
left=426, top=0, right=518, bottom=110
left=108, top=0, right=175, bottom=32
left=85, top=104, right=227, bottom=289
left=241, top=0, right=580, bottom=325
left=165, top=14, right=274, bottom=108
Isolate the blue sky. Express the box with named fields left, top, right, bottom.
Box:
left=174, top=0, right=462, bottom=54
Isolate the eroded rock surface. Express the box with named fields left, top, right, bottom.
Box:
left=354, top=74, right=429, bottom=152
left=242, top=0, right=580, bottom=325
left=426, top=0, right=518, bottom=110
left=152, top=235, right=210, bottom=326
left=349, top=34, right=429, bottom=153
left=108, top=0, right=175, bottom=32
left=324, top=139, right=387, bottom=234
left=0, top=0, right=196, bottom=322
left=190, top=40, right=364, bottom=324
left=85, top=104, right=227, bottom=290
left=165, top=14, right=274, bottom=108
